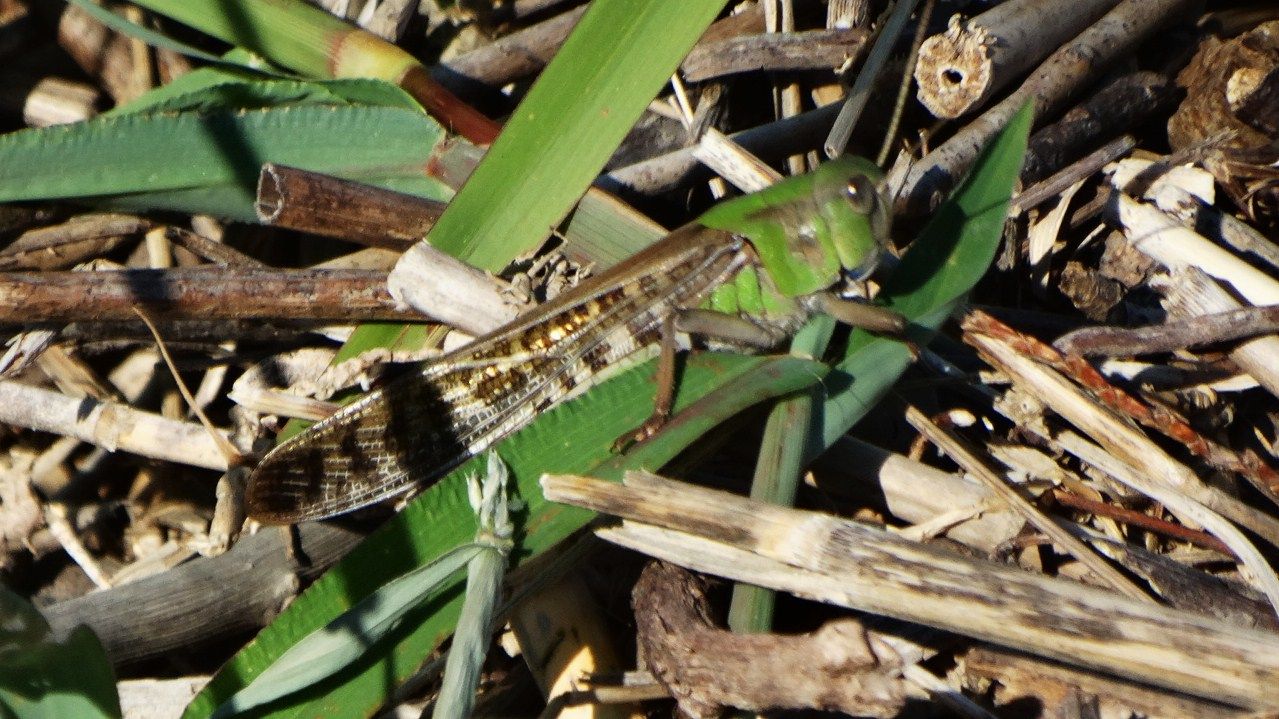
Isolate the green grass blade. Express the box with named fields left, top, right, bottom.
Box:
left=422, top=0, right=728, bottom=271
left=208, top=545, right=483, bottom=719
left=0, top=98, right=448, bottom=221
left=184, top=353, right=823, bottom=719
left=65, top=0, right=254, bottom=69
left=727, top=314, right=835, bottom=633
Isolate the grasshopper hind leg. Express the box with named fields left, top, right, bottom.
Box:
left=613, top=314, right=682, bottom=451
left=612, top=307, right=792, bottom=450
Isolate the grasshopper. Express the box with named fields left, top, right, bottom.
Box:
left=246, top=157, right=901, bottom=524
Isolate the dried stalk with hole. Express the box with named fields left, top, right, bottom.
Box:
left=914, top=0, right=1120, bottom=119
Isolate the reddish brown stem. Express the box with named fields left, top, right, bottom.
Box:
left=256, top=164, right=446, bottom=250
left=963, top=310, right=1279, bottom=503
left=1050, top=489, right=1233, bottom=555
left=400, top=66, right=500, bottom=145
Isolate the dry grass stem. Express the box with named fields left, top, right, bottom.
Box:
left=904, top=405, right=1154, bottom=601
left=542, top=470, right=1279, bottom=709
left=0, top=378, right=229, bottom=471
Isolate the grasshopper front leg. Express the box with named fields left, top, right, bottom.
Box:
left=815, top=293, right=906, bottom=335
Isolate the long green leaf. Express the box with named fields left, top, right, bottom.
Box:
left=0, top=94, right=448, bottom=221
left=423, top=0, right=728, bottom=270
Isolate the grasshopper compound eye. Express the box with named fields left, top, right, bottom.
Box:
left=843, top=174, right=877, bottom=214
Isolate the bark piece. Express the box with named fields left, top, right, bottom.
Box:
left=1206, top=147, right=1279, bottom=230
left=1168, top=20, right=1279, bottom=152
left=915, top=0, right=1121, bottom=119
left=633, top=561, right=905, bottom=718
left=1059, top=260, right=1124, bottom=322
left=680, top=28, right=868, bottom=83
left=42, top=522, right=364, bottom=666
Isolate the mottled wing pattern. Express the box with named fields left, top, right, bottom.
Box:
left=245, top=236, right=748, bottom=523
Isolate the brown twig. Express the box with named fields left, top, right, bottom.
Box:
left=633, top=561, right=906, bottom=718
left=962, top=312, right=1279, bottom=607
left=162, top=227, right=266, bottom=268
left=1013, top=134, right=1135, bottom=214
left=1020, top=71, right=1177, bottom=184
left=433, top=5, right=586, bottom=92
left=680, top=28, right=868, bottom=82
left=0, top=267, right=423, bottom=323
left=876, top=0, right=936, bottom=167
left=255, top=164, right=444, bottom=251
left=914, top=0, right=1120, bottom=119
left=1049, top=489, right=1233, bottom=555
left=969, top=311, right=1279, bottom=504
left=1054, top=304, right=1279, bottom=357
left=899, top=0, right=1197, bottom=215
left=435, top=4, right=765, bottom=94
left=601, top=103, right=840, bottom=196
left=0, top=213, right=150, bottom=271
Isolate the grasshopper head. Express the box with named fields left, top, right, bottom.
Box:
left=812, top=156, right=891, bottom=281
left=697, top=156, right=891, bottom=298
